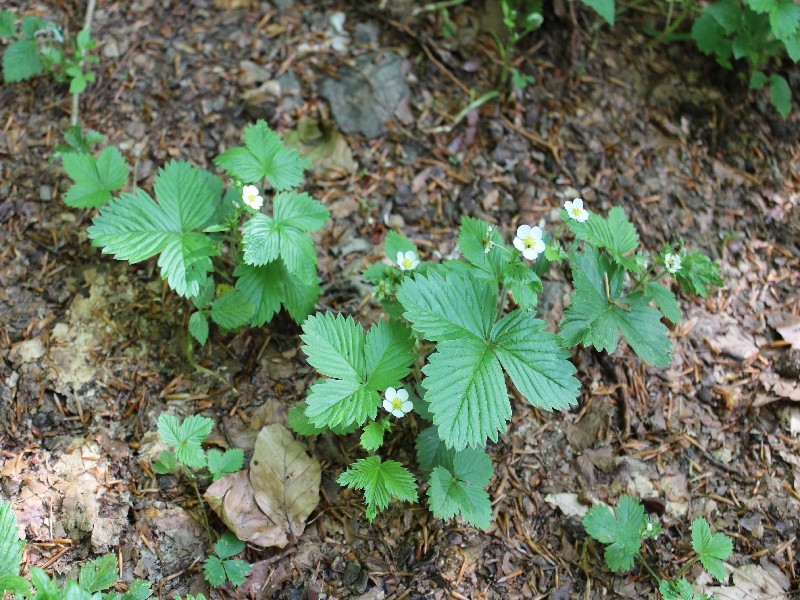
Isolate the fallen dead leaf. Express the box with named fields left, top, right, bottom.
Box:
left=544, top=493, right=594, bottom=518
left=769, top=312, right=800, bottom=350
left=705, top=564, right=790, bottom=599
left=756, top=372, right=800, bottom=405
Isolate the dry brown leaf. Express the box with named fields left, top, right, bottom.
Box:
left=250, top=424, right=321, bottom=545
left=705, top=564, right=790, bottom=599
left=769, top=312, right=800, bottom=350
left=205, top=471, right=288, bottom=547
left=756, top=372, right=800, bottom=405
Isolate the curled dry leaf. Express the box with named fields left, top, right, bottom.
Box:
left=705, top=563, right=790, bottom=599
left=205, top=424, right=321, bottom=548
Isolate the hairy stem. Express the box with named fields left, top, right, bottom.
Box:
left=70, top=0, right=98, bottom=126
left=186, top=473, right=214, bottom=545
left=637, top=552, right=662, bottom=585
left=676, top=555, right=701, bottom=579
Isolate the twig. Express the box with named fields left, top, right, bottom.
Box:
left=70, top=0, right=98, bottom=126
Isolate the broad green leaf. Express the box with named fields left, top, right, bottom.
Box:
left=0, top=11, right=15, bottom=38
left=783, top=35, right=800, bottom=61
left=416, top=425, right=455, bottom=473
left=222, top=558, right=251, bottom=586
left=273, top=191, right=329, bottom=231
left=560, top=247, right=672, bottom=367
left=152, top=450, right=177, bottom=474
left=288, top=403, right=325, bottom=436
left=691, top=517, right=732, bottom=581
left=301, top=312, right=366, bottom=382
left=305, top=379, right=377, bottom=430
left=674, top=251, right=723, bottom=297
left=579, top=0, right=615, bottom=25
left=749, top=70, right=769, bottom=90
left=582, top=495, right=646, bottom=573
left=364, top=319, right=416, bottom=391
left=234, top=263, right=284, bottom=327
left=157, top=414, right=213, bottom=469
left=426, top=448, right=492, bottom=529
left=19, top=15, right=46, bottom=38
left=207, top=449, right=245, bottom=481
left=745, top=0, right=776, bottom=12
left=203, top=556, right=227, bottom=587
left=458, top=216, right=508, bottom=277
left=360, top=421, right=386, bottom=452
left=706, top=0, right=742, bottom=33
left=337, top=456, right=418, bottom=522
left=659, top=579, right=709, bottom=600
left=770, top=1, right=800, bottom=40
left=79, top=554, right=118, bottom=592
left=0, top=574, right=32, bottom=595
left=241, top=213, right=316, bottom=278
left=121, top=580, right=153, bottom=600
left=189, top=312, right=209, bottom=345
left=210, top=290, right=254, bottom=329
left=2, top=39, right=43, bottom=82
left=769, top=74, right=792, bottom=118
left=491, top=310, right=580, bottom=411
left=423, top=337, right=508, bottom=449
left=62, top=146, right=127, bottom=208
left=88, top=162, right=220, bottom=298
left=214, top=531, right=244, bottom=560
left=691, top=13, right=733, bottom=68
left=396, top=271, right=496, bottom=341
left=362, top=263, right=395, bottom=285
left=384, top=230, right=417, bottom=263
left=503, top=262, right=542, bottom=310
left=213, top=120, right=308, bottom=190
left=0, top=500, right=24, bottom=579
left=644, top=282, right=681, bottom=323
left=568, top=206, right=642, bottom=273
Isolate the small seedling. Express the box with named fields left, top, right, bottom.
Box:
left=203, top=532, right=252, bottom=588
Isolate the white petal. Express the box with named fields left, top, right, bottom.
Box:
left=401, top=400, right=413, bottom=413
left=385, top=387, right=397, bottom=399
left=564, top=200, right=574, bottom=212
left=576, top=210, right=589, bottom=223
left=404, top=251, right=416, bottom=262
left=391, top=409, right=405, bottom=418
left=516, top=224, right=531, bottom=239
left=522, top=247, right=539, bottom=260
left=572, top=198, right=584, bottom=210
left=529, top=226, right=543, bottom=240
left=396, top=252, right=404, bottom=265
left=513, top=237, right=525, bottom=252
left=533, top=238, right=546, bottom=254
left=242, top=184, right=258, bottom=196
left=395, top=388, right=409, bottom=401
left=383, top=399, right=394, bottom=412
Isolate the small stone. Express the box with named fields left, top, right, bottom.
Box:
left=39, top=185, right=51, bottom=201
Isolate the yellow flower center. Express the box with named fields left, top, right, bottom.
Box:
left=523, top=236, right=536, bottom=248
left=571, top=208, right=582, bottom=216
left=392, top=398, right=404, bottom=410
left=403, top=258, right=413, bottom=268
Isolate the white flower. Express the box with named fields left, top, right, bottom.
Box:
left=646, top=523, right=653, bottom=532
left=396, top=251, right=419, bottom=271
left=564, top=198, right=589, bottom=223
left=484, top=226, right=495, bottom=254
left=242, top=184, right=263, bottom=210
left=383, top=387, right=413, bottom=418
left=513, top=224, right=546, bottom=261
left=664, top=253, right=682, bottom=274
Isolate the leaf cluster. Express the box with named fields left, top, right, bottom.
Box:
left=203, top=532, right=251, bottom=588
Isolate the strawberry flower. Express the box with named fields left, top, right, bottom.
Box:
left=664, top=253, right=682, bottom=274
left=383, top=387, right=413, bottom=418
left=564, top=198, right=589, bottom=223
left=513, top=224, right=546, bottom=261
left=396, top=251, right=419, bottom=271
left=242, top=184, right=263, bottom=210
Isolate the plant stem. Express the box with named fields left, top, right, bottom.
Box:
left=676, top=555, right=701, bottom=579
left=637, top=553, right=662, bottom=585
left=187, top=474, right=214, bottom=545
left=70, top=0, right=98, bottom=126
left=496, top=283, right=508, bottom=321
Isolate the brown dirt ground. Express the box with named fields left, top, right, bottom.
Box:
left=1, top=0, right=799, bottom=598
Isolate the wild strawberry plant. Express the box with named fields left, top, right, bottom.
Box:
left=583, top=495, right=733, bottom=598
left=294, top=200, right=722, bottom=529
left=62, top=120, right=328, bottom=347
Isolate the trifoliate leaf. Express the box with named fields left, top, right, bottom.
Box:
left=674, top=251, right=723, bottom=298
left=213, top=120, right=309, bottom=190
left=189, top=312, right=209, bottom=345
left=691, top=517, right=732, bottom=581
left=567, top=206, right=642, bottom=273
left=301, top=312, right=366, bottom=381
left=502, top=262, right=542, bottom=310
left=337, top=456, right=418, bottom=522
left=273, top=190, right=329, bottom=231
left=362, top=263, right=395, bottom=286
left=221, top=558, right=251, bottom=586
left=121, top=580, right=153, bottom=600
left=214, top=531, right=244, bottom=560
left=305, top=379, right=376, bottom=430
left=207, top=449, right=245, bottom=482
left=491, top=309, right=580, bottom=411
left=88, top=162, right=221, bottom=298
left=659, top=578, right=707, bottom=600
left=203, top=556, right=227, bottom=587
left=560, top=246, right=672, bottom=367
left=426, top=448, right=492, bottom=530
left=458, top=216, right=509, bottom=278
left=582, top=495, right=646, bottom=573
left=384, top=230, right=417, bottom=263
left=364, top=319, right=416, bottom=391
left=152, top=450, right=177, bottom=474
left=157, top=414, right=213, bottom=469
left=0, top=499, right=24, bottom=579
left=360, top=421, right=387, bottom=452
left=62, top=146, right=127, bottom=208
left=78, top=554, right=118, bottom=592
left=2, top=39, right=43, bottom=83
left=644, top=282, right=681, bottom=323
left=210, top=290, right=254, bottom=330
left=416, top=425, right=456, bottom=473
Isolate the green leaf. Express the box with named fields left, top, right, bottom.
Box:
left=659, top=579, right=707, bottom=600
left=3, top=39, right=43, bottom=82
left=579, top=0, right=615, bottom=25
left=560, top=247, right=672, bottom=367
left=384, top=230, right=417, bottom=263
left=503, top=262, right=542, bottom=310
left=691, top=13, right=733, bottom=68
left=458, top=216, right=508, bottom=278
left=62, top=146, right=128, bottom=208
left=288, top=403, right=325, bottom=436
left=0, top=499, right=24, bottom=579
left=207, top=449, right=245, bottom=482
left=88, top=162, right=220, bottom=298
left=364, top=319, right=416, bottom=391
left=396, top=271, right=496, bottom=341
left=426, top=448, right=493, bottom=529
left=222, top=559, right=251, bottom=586
left=241, top=213, right=315, bottom=278
left=121, top=580, right=153, bottom=600
left=362, top=263, right=395, bottom=285
left=582, top=495, right=646, bottom=573
left=337, top=456, right=418, bottom=522
left=157, top=414, right=213, bottom=469
left=644, top=282, right=681, bottom=323
left=360, top=421, right=387, bottom=452
left=769, top=73, right=792, bottom=118
left=745, top=0, right=776, bottom=12
left=214, top=531, right=244, bottom=559
left=210, top=290, right=254, bottom=329
left=152, top=450, right=177, bottom=474
left=213, top=120, right=308, bottom=190
left=0, top=575, right=30, bottom=596
left=770, top=1, right=800, bottom=40
left=568, top=206, right=642, bottom=273
left=79, top=554, right=118, bottom=592
left=189, top=312, right=209, bottom=345
left=416, top=426, right=455, bottom=473
left=19, top=15, right=46, bottom=38
left=233, top=263, right=284, bottom=327
left=273, top=190, right=329, bottom=231
left=750, top=70, right=769, bottom=89
left=203, top=555, right=227, bottom=587
left=423, top=336, right=508, bottom=449
left=783, top=35, right=800, bottom=61
left=674, top=251, right=723, bottom=297
left=301, top=312, right=366, bottom=382
left=691, top=517, right=732, bottom=581
left=0, top=11, right=15, bottom=38
left=305, top=379, right=378, bottom=430
left=706, top=0, right=742, bottom=33
left=280, top=267, right=320, bottom=324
